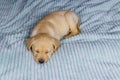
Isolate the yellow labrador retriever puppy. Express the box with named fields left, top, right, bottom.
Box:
left=26, top=10, right=80, bottom=63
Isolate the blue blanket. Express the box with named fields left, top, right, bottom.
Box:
left=0, top=0, right=120, bottom=80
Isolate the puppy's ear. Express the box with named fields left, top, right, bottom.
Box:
left=52, top=38, right=61, bottom=52
left=26, top=38, right=33, bottom=51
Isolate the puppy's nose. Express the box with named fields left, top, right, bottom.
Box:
left=39, top=59, right=44, bottom=64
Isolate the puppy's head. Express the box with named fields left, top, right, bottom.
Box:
left=26, top=34, right=60, bottom=63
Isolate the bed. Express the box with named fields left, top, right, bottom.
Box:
left=0, top=0, right=120, bottom=80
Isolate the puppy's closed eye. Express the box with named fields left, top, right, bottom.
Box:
left=45, top=51, right=48, bottom=54
left=35, top=50, right=39, bottom=53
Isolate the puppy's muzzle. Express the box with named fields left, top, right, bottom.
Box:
left=38, top=59, right=45, bottom=64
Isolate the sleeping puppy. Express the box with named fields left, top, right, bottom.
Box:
left=26, top=10, right=80, bottom=63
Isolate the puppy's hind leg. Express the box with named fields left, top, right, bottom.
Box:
left=64, top=11, right=81, bottom=39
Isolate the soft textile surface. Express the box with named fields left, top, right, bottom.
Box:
left=0, top=0, right=120, bottom=80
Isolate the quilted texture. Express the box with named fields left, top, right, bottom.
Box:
left=0, top=0, right=120, bottom=80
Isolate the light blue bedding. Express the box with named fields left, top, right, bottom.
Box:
left=0, top=0, right=120, bottom=80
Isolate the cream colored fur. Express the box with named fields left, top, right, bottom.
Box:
left=26, top=10, right=81, bottom=63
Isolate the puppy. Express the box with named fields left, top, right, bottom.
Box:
left=26, top=10, right=81, bottom=63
